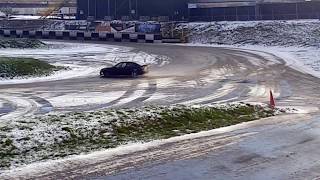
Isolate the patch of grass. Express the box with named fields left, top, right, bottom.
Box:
left=0, top=104, right=277, bottom=170
left=0, top=38, right=45, bottom=49
left=113, top=104, right=273, bottom=141
left=0, top=138, right=17, bottom=168
left=0, top=57, right=64, bottom=78
left=47, top=105, right=275, bottom=158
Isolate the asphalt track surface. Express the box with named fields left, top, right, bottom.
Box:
left=1, top=42, right=320, bottom=179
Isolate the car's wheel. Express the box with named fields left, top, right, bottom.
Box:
left=131, top=70, right=138, bottom=78
left=100, top=71, right=104, bottom=77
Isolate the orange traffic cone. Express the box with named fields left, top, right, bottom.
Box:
left=270, top=90, right=276, bottom=109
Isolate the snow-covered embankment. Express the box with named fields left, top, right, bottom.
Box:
left=179, top=20, right=320, bottom=78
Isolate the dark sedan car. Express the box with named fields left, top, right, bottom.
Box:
left=100, top=62, right=149, bottom=78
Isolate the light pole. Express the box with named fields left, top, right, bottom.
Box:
left=136, top=0, right=138, bottom=19
left=94, top=0, right=97, bottom=19
left=295, top=2, right=299, bottom=19
left=108, top=0, right=110, bottom=16
left=87, top=0, right=90, bottom=17
left=129, top=0, right=132, bottom=19
left=114, top=0, right=117, bottom=19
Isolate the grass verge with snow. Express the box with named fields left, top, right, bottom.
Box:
left=0, top=57, right=64, bottom=79
left=0, top=103, right=277, bottom=171
left=0, top=38, right=45, bottom=49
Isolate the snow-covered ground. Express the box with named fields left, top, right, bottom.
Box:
left=0, top=113, right=267, bottom=178
left=0, top=103, right=281, bottom=173
left=182, top=44, right=320, bottom=79
left=0, top=104, right=300, bottom=179
left=48, top=91, right=126, bottom=107
left=181, top=20, right=320, bottom=47
left=0, top=41, right=160, bottom=84
left=1, top=19, right=320, bottom=177
left=180, top=20, right=320, bottom=78
left=242, top=46, right=320, bottom=78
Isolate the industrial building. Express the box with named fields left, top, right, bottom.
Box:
left=76, top=0, right=320, bottom=21
left=188, top=0, right=320, bottom=21
left=76, top=0, right=188, bottom=21
left=2, top=0, right=320, bottom=21
left=0, top=0, right=76, bottom=16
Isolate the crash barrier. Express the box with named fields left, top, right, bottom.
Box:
left=0, top=29, right=162, bottom=43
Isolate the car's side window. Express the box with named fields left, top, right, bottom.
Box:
left=115, top=63, right=138, bottom=69
left=126, top=63, right=134, bottom=68
left=115, top=63, right=127, bottom=68
left=133, top=64, right=139, bottom=68
left=128, top=63, right=139, bottom=69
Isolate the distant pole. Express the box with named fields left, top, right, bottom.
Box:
left=171, top=21, right=174, bottom=38
left=188, top=6, right=190, bottom=21
left=295, top=3, right=298, bottom=19
left=115, top=0, right=117, bottom=19
left=255, top=4, right=260, bottom=20
left=129, top=0, right=132, bottom=18
left=136, top=0, right=138, bottom=19
left=87, top=0, right=90, bottom=17
left=95, top=0, right=97, bottom=19
left=108, top=0, right=110, bottom=16
left=236, top=7, right=238, bottom=21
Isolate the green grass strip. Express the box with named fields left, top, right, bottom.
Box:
left=0, top=104, right=276, bottom=169
left=0, top=57, right=63, bottom=78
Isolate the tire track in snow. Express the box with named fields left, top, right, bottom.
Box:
left=179, top=83, right=237, bottom=105
left=54, top=82, right=139, bottom=112
left=30, top=96, right=54, bottom=115
left=0, top=94, right=55, bottom=118
left=203, top=85, right=251, bottom=105
left=0, top=94, right=38, bottom=120
left=116, top=80, right=158, bottom=108
left=0, top=99, right=16, bottom=117
left=52, top=80, right=157, bottom=111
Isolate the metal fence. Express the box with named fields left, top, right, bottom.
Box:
left=189, top=13, right=320, bottom=22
